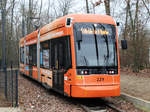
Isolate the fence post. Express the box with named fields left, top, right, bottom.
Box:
left=15, top=70, right=18, bottom=107
left=4, top=65, right=7, bottom=99
left=11, top=62, right=14, bottom=107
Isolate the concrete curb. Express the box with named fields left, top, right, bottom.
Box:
left=121, top=93, right=150, bottom=112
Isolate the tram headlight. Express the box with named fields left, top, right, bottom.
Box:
left=84, top=70, right=88, bottom=75
left=81, top=70, right=84, bottom=75
left=77, top=69, right=89, bottom=75
left=108, top=70, right=115, bottom=74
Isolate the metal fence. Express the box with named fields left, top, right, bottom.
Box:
left=0, top=66, right=18, bottom=107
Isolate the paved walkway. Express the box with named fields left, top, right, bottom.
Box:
left=120, top=72, right=150, bottom=101
left=0, top=108, right=21, bottom=112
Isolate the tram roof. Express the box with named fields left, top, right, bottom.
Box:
left=22, top=14, right=115, bottom=41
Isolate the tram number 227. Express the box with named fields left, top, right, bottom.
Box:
left=97, top=77, right=104, bottom=82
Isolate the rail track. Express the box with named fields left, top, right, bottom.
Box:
left=78, top=98, right=126, bottom=112
left=21, top=74, right=127, bottom=112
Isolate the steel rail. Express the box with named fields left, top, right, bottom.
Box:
left=79, top=99, right=126, bottom=112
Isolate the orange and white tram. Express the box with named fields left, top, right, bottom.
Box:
left=19, top=14, right=122, bottom=98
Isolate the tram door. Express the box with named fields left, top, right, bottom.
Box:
left=52, top=40, right=64, bottom=93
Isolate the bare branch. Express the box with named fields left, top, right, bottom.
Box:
left=141, top=0, right=150, bottom=16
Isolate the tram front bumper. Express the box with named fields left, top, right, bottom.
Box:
left=71, top=85, right=120, bottom=98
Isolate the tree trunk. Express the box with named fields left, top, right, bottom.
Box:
left=127, top=0, right=140, bottom=72
left=22, top=0, right=25, bottom=37
left=1, top=0, right=7, bottom=70
left=11, top=0, right=15, bottom=39
left=104, top=0, right=110, bottom=15
left=39, top=0, right=43, bottom=21
left=85, top=0, right=90, bottom=13
left=27, top=0, right=32, bottom=34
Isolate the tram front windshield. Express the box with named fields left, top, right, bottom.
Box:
left=74, top=23, right=118, bottom=69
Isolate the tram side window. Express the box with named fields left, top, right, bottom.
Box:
left=29, top=45, right=33, bottom=65
left=51, top=42, right=56, bottom=69
left=28, top=44, right=37, bottom=66
left=64, top=37, right=72, bottom=69
left=40, top=41, right=50, bottom=69
left=32, top=44, right=37, bottom=66
left=26, top=46, right=29, bottom=65
left=20, top=47, right=24, bottom=63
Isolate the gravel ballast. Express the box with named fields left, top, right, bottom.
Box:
left=18, top=74, right=144, bottom=112
left=19, top=75, right=84, bottom=112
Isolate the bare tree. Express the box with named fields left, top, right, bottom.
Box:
left=54, top=0, right=74, bottom=17
left=27, top=0, right=33, bottom=34
left=39, top=0, right=43, bottom=21
left=90, top=0, right=103, bottom=14
left=10, top=0, right=15, bottom=39
left=21, top=0, right=25, bottom=37
left=1, top=0, right=7, bottom=69
left=120, top=0, right=150, bottom=72
left=7, top=0, right=16, bottom=65
left=141, top=0, right=150, bottom=16
left=46, top=0, right=51, bottom=22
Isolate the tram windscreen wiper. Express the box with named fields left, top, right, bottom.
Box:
left=74, top=24, right=82, bottom=50
left=92, top=24, right=99, bottom=66
left=98, top=24, right=110, bottom=66
left=103, top=35, right=109, bottom=66
left=83, top=56, right=88, bottom=66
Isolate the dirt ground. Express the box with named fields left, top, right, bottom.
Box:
left=120, top=68, right=150, bottom=101
left=0, top=68, right=149, bottom=111
left=18, top=75, right=84, bottom=112
left=0, top=92, right=11, bottom=107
